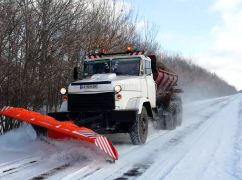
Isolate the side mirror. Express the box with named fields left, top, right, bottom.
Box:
left=73, top=67, right=78, bottom=80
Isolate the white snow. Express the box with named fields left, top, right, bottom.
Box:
left=0, top=94, right=242, bottom=179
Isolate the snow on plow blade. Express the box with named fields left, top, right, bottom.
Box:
left=0, top=106, right=118, bottom=161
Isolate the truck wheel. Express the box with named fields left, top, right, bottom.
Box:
left=156, top=116, right=166, bottom=130
left=155, top=106, right=166, bottom=130
left=172, top=96, right=183, bottom=126
left=129, top=107, right=148, bottom=145
left=176, top=98, right=183, bottom=126
left=165, top=102, right=177, bottom=130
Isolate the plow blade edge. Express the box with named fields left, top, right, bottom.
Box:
left=0, top=106, right=118, bottom=161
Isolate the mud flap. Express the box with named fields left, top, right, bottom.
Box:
left=0, top=106, right=118, bottom=161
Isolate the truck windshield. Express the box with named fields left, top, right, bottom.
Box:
left=84, top=59, right=110, bottom=77
left=84, top=57, right=140, bottom=76
left=111, top=57, right=140, bottom=76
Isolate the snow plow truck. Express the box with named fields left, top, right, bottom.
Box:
left=50, top=49, right=183, bottom=142
left=0, top=49, right=182, bottom=161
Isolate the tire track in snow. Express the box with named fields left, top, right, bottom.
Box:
left=0, top=157, right=79, bottom=180
left=86, top=96, right=233, bottom=180
left=0, top=96, right=235, bottom=180
left=30, top=164, right=71, bottom=180
left=0, top=134, right=106, bottom=179
left=0, top=157, right=40, bottom=179
left=114, top=163, right=152, bottom=180
left=139, top=96, right=236, bottom=180
left=0, top=155, right=37, bottom=169
left=120, top=98, right=231, bottom=179
left=183, top=97, right=228, bottom=118
left=2, top=161, right=37, bottom=173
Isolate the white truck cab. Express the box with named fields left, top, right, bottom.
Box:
left=69, top=55, right=156, bottom=112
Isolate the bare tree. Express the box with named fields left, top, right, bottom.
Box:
left=0, top=0, right=235, bottom=116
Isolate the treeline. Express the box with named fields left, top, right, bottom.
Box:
left=160, top=54, right=237, bottom=101
left=0, top=0, right=157, bottom=112
left=0, top=0, right=236, bottom=113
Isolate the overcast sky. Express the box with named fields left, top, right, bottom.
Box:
left=122, top=0, right=242, bottom=90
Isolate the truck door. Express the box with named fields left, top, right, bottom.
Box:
left=144, top=59, right=156, bottom=108
left=139, top=59, right=148, bottom=100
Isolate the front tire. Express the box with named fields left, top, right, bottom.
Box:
left=129, top=107, right=148, bottom=145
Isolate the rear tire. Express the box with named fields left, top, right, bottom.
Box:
left=155, top=106, right=166, bottom=130
left=164, top=102, right=177, bottom=130
left=129, top=107, right=148, bottom=145
left=176, top=97, right=183, bottom=126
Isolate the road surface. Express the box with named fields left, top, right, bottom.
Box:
left=0, top=94, right=241, bottom=180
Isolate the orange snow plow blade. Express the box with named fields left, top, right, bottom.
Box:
left=0, top=106, right=118, bottom=161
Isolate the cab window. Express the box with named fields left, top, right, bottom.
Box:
left=111, top=57, right=140, bottom=76
left=145, top=60, right=152, bottom=75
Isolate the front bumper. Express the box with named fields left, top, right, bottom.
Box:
left=48, top=109, right=138, bottom=133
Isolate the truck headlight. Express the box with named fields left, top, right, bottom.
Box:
left=114, top=85, right=122, bottom=93
left=60, top=87, right=67, bottom=95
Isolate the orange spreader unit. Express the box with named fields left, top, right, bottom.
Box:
left=0, top=106, right=118, bottom=161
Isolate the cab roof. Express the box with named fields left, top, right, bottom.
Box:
left=84, top=50, right=151, bottom=61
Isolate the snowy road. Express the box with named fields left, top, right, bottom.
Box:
left=0, top=94, right=242, bottom=180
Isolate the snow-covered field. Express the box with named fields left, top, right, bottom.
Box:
left=0, top=93, right=242, bottom=180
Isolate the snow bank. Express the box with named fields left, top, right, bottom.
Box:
left=0, top=124, right=108, bottom=166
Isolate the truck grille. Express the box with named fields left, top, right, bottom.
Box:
left=68, top=92, right=115, bottom=112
